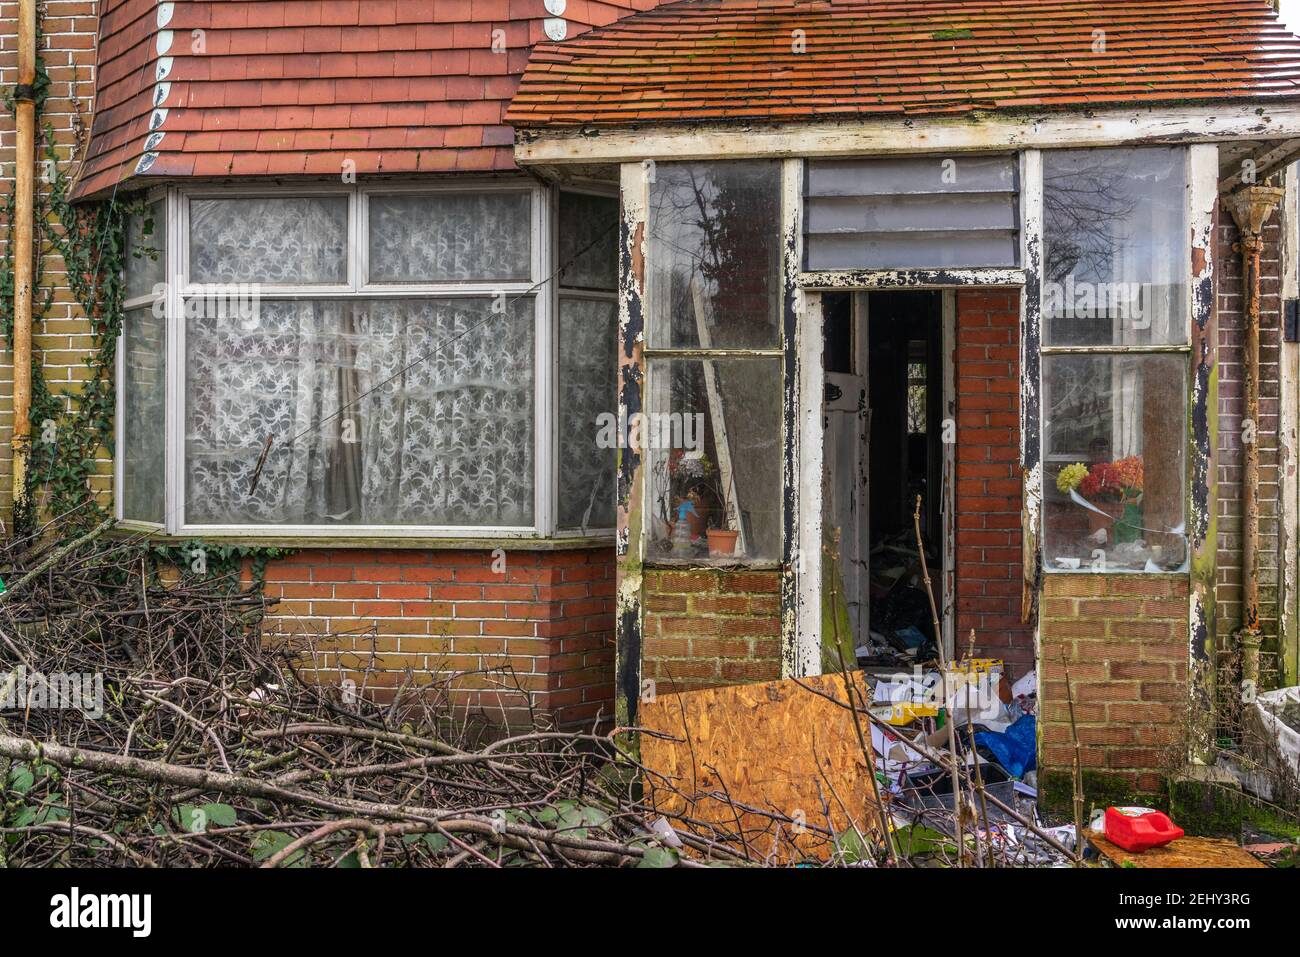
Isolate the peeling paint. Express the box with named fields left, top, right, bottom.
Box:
left=614, top=164, right=649, bottom=733
left=800, top=268, right=1025, bottom=290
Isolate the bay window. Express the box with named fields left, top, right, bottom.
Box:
left=1041, top=147, right=1190, bottom=572
left=117, top=183, right=617, bottom=538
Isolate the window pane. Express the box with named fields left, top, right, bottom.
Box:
left=648, top=161, right=781, bottom=349
left=124, top=201, right=166, bottom=302
left=368, top=192, right=531, bottom=283
left=185, top=298, right=534, bottom=527
left=646, top=357, right=781, bottom=562
left=189, top=197, right=347, bottom=284
left=121, top=306, right=166, bottom=523
left=1043, top=354, right=1186, bottom=572
left=805, top=154, right=1020, bottom=270
left=1043, top=147, right=1187, bottom=346
left=559, top=192, right=618, bottom=291
left=558, top=298, right=616, bottom=529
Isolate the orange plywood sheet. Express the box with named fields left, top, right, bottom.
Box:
left=638, top=672, right=877, bottom=862
left=1089, top=833, right=1268, bottom=868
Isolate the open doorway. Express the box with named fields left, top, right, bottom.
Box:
left=822, top=290, right=948, bottom=669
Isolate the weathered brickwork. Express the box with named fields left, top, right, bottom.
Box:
left=0, top=2, right=106, bottom=533
left=1215, top=210, right=1284, bottom=652
left=641, top=568, right=782, bottom=695
left=1039, top=574, right=1190, bottom=793
left=954, top=288, right=1034, bottom=679
left=253, top=546, right=616, bottom=730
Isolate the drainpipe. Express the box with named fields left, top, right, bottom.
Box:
left=1225, top=186, right=1285, bottom=692
left=10, top=0, right=38, bottom=520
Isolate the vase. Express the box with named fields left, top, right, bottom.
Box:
left=707, top=529, right=740, bottom=558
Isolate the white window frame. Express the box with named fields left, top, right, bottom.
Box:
left=115, top=179, right=618, bottom=541
left=1037, top=144, right=1195, bottom=574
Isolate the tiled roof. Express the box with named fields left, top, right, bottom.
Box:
left=73, top=0, right=657, bottom=199
left=506, top=0, right=1300, bottom=130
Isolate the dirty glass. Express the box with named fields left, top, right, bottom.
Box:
left=1042, top=353, right=1187, bottom=572
left=558, top=298, right=617, bottom=529
left=645, top=357, right=782, bottom=563
left=121, top=306, right=166, bottom=524
left=647, top=161, right=781, bottom=350
left=805, top=154, right=1020, bottom=270
left=367, top=192, right=531, bottom=283
left=559, top=191, right=618, bottom=291
left=190, top=196, right=348, bottom=285
left=124, top=200, right=166, bottom=302
left=1043, top=147, right=1187, bottom=347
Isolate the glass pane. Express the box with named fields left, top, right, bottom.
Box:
left=1043, top=354, right=1187, bottom=573
left=124, top=200, right=166, bottom=302
left=646, top=357, right=781, bottom=563
left=559, top=191, right=618, bottom=291
left=189, top=197, right=347, bottom=284
left=368, top=192, right=531, bottom=283
left=121, top=305, right=166, bottom=523
left=185, top=297, right=534, bottom=527
left=805, top=154, right=1019, bottom=270
left=558, top=298, right=617, bottom=529
left=1043, top=147, right=1187, bottom=346
left=648, top=161, right=781, bottom=349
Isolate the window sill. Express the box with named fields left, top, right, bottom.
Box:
left=111, top=527, right=615, bottom=551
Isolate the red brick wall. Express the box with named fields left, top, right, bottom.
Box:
left=953, top=289, right=1033, bottom=678
left=1039, top=575, right=1189, bottom=793
left=642, top=568, right=782, bottom=695
left=255, top=546, right=616, bottom=730
left=1216, top=207, right=1283, bottom=649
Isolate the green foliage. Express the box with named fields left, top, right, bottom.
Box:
left=250, top=829, right=306, bottom=867
left=0, top=95, right=288, bottom=581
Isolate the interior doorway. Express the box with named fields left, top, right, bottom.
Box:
left=822, top=290, right=950, bottom=668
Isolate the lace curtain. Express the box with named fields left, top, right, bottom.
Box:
left=185, top=298, right=534, bottom=527
left=121, top=306, right=166, bottom=522
left=558, top=298, right=616, bottom=528
left=189, top=197, right=349, bottom=285
left=367, top=193, right=531, bottom=283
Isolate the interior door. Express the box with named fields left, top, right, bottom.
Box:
left=824, top=368, right=869, bottom=644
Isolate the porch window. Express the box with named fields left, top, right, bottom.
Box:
left=1041, top=147, right=1189, bottom=572
left=645, top=161, right=783, bottom=563
left=117, top=185, right=618, bottom=538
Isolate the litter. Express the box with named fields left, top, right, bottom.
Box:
left=1103, top=806, right=1184, bottom=853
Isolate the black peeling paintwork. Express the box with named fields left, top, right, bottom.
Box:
left=618, top=603, right=642, bottom=727
left=780, top=207, right=802, bottom=670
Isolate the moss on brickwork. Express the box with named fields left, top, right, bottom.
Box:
left=1168, top=770, right=1245, bottom=838
left=1038, top=769, right=1167, bottom=818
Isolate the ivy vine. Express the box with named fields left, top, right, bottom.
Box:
left=3, top=36, right=290, bottom=587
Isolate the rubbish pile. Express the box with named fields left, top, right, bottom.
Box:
left=856, top=531, right=940, bottom=666
left=863, top=661, right=1078, bottom=865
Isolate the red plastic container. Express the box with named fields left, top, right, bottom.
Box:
left=1104, top=806, right=1184, bottom=852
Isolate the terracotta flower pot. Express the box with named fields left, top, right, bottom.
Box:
left=707, top=528, right=740, bottom=558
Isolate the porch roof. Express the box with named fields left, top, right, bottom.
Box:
left=71, top=0, right=659, bottom=201
left=506, top=0, right=1300, bottom=131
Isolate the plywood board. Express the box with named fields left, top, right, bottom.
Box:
left=1088, top=833, right=1267, bottom=869
left=639, top=672, right=877, bottom=862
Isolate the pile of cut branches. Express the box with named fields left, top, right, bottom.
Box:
left=0, top=512, right=812, bottom=867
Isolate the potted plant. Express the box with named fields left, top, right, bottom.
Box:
left=1059, top=455, right=1143, bottom=542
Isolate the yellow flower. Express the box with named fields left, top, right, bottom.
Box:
left=1056, top=462, right=1087, bottom=494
